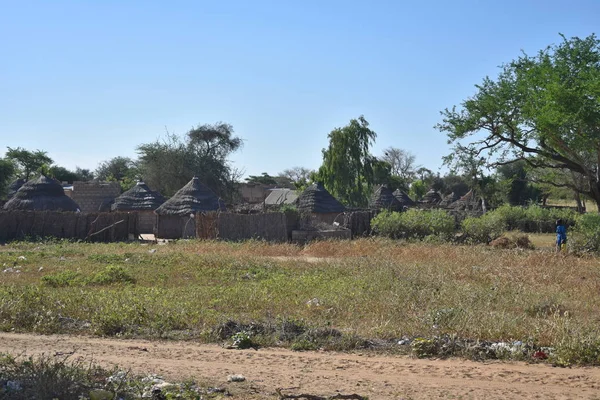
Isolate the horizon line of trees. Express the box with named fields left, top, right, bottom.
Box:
left=1, top=33, right=598, bottom=211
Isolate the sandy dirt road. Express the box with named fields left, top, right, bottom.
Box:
left=1, top=332, right=600, bottom=399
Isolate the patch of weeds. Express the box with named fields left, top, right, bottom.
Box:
left=41, top=271, right=81, bottom=287
left=89, top=265, right=135, bottom=285
left=428, top=307, right=464, bottom=329
left=229, top=331, right=255, bottom=349
left=291, top=339, right=319, bottom=351
left=411, top=337, right=438, bottom=358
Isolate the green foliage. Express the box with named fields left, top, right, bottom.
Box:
left=136, top=122, right=242, bottom=200
left=245, top=172, right=277, bottom=185
left=487, top=204, right=578, bottom=233
left=461, top=213, right=506, bottom=244
left=408, top=180, right=427, bottom=201
left=411, top=338, right=438, bottom=358
left=230, top=331, right=254, bottom=349
left=371, top=209, right=455, bottom=240
left=90, top=265, right=136, bottom=285
left=41, top=271, right=81, bottom=287
left=569, top=213, right=600, bottom=254
left=0, top=158, right=16, bottom=200
left=438, top=34, right=600, bottom=209
left=315, top=116, right=377, bottom=207
left=5, top=147, right=53, bottom=180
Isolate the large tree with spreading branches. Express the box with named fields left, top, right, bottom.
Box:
left=438, top=34, right=600, bottom=210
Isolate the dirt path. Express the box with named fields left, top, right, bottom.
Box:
left=1, top=332, right=600, bottom=399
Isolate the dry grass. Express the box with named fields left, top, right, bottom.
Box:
left=2, top=238, right=600, bottom=363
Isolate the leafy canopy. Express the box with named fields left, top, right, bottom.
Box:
left=316, top=116, right=377, bottom=207
left=437, top=34, right=600, bottom=208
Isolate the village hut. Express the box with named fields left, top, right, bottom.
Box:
left=370, top=184, right=403, bottom=212
left=296, top=182, right=345, bottom=225
left=449, top=189, right=484, bottom=211
left=421, top=189, right=442, bottom=205
left=393, top=189, right=416, bottom=208
left=439, top=192, right=460, bottom=207
left=7, top=178, right=26, bottom=199
left=3, top=175, right=81, bottom=212
left=154, top=176, right=226, bottom=239
left=111, top=181, right=166, bottom=233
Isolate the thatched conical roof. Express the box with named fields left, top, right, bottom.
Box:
left=439, top=192, right=460, bottom=207
left=154, top=176, right=225, bottom=216
left=7, top=178, right=26, bottom=199
left=393, top=189, right=416, bottom=207
left=111, top=181, right=166, bottom=211
left=421, top=189, right=442, bottom=204
left=297, top=183, right=345, bottom=214
left=3, top=175, right=80, bottom=212
left=370, top=184, right=403, bottom=211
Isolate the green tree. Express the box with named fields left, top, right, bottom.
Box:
left=48, top=165, right=95, bottom=183
left=5, top=147, right=53, bottom=180
left=95, top=157, right=136, bottom=181
left=315, top=116, right=377, bottom=206
left=437, top=34, right=600, bottom=210
left=409, top=179, right=427, bottom=201
left=279, top=167, right=314, bottom=189
left=0, top=158, right=16, bottom=200
left=245, top=172, right=278, bottom=185
left=137, top=122, right=243, bottom=199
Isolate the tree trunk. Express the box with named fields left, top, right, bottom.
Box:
left=574, top=191, right=584, bottom=213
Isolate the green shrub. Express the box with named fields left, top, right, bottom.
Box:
left=461, top=213, right=506, bottom=244
left=569, top=213, right=600, bottom=254
left=372, top=209, right=455, bottom=240
left=90, top=265, right=135, bottom=285
left=485, top=205, right=578, bottom=233
left=41, top=271, right=81, bottom=288
left=490, top=204, right=526, bottom=231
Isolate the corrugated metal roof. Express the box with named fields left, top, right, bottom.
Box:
left=264, top=188, right=299, bottom=205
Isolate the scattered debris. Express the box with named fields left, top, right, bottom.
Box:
left=227, top=374, right=246, bottom=382
left=148, top=249, right=157, bottom=254
left=17, top=256, right=27, bottom=261
left=306, top=298, right=322, bottom=307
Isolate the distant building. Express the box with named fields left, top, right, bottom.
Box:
left=63, top=181, right=121, bottom=213
left=264, top=188, right=298, bottom=206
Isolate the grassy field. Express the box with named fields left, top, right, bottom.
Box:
left=2, top=237, right=600, bottom=364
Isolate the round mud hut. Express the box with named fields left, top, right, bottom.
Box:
left=7, top=178, right=26, bottom=200
left=393, top=189, right=416, bottom=208
left=154, top=176, right=226, bottom=239
left=3, top=175, right=81, bottom=212
left=296, top=182, right=345, bottom=225
left=111, top=181, right=166, bottom=234
left=370, top=184, right=403, bottom=212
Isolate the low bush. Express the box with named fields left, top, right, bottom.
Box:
left=489, top=204, right=578, bottom=233
left=569, top=213, right=600, bottom=254
left=90, top=265, right=135, bottom=285
left=371, top=209, right=455, bottom=240
left=461, top=213, right=506, bottom=244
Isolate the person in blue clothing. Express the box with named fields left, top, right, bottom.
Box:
left=556, top=219, right=567, bottom=252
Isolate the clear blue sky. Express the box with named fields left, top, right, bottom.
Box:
left=1, top=0, right=598, bottom=178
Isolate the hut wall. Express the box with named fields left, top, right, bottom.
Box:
left=343, top=211, right=375, bottom=238
left=0, top=211, right=137, bottom=242
left=137, top=210, right=156, bottom=234
left=68, top=181, right=121, bottom=213
left=155, top=215, right=196, bottom=239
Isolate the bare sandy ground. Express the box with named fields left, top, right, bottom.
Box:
left=1, top=332, right=600, bottom=399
